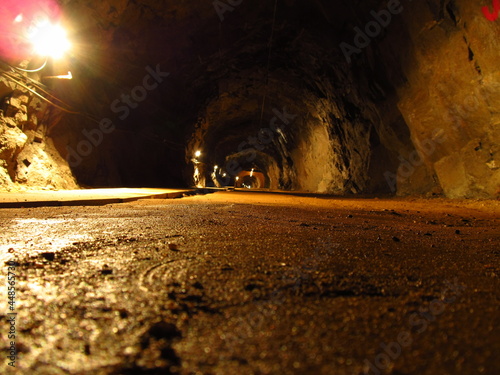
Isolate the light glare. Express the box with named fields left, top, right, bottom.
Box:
left=29, top=20, right=71, bottom=59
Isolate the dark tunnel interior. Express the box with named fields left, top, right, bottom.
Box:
left=1, top=2, right=500, bottom=374
left=0, top=0, right=499, bottom=198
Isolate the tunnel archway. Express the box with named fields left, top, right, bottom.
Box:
left=235, top=169, right=267, bottom=189
left=0, top=0, right=498, bottom=198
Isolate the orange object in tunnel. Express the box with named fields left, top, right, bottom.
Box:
left=235, top=170, right=266, bottom=189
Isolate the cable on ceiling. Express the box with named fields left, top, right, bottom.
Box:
left=0, top=59, right=100, bottom=124
left=1, top=71, right=81, bottom=115
left=1, top=60, right=73, bottom=108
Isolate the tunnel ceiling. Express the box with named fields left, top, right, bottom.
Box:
left=1, top=0, right=499, bottom=198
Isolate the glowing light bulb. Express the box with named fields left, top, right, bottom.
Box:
left=29, top=20, right=71, bottom=59
left=194, top=150, right=202, bottom=158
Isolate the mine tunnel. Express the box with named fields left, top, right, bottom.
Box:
left=0, top=1, right=499, bottom=374
left=0, top=0, right=497, bottom=197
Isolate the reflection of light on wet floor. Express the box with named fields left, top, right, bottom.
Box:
left=21, top=281, right=61, bottom=304
left=0, top=218, right=93, bottom=262
left=15, top=219, right=68, bottom=225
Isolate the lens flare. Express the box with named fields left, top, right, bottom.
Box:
left=0, top=0, right=64, bottom=60
left=29, top=19, right=71, bottom=59
left=14, top=14, right=24, bottom=23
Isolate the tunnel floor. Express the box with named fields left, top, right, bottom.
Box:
left=0, top=188, right=193, bottom=208
left=0, top=192, right=499, bottom=374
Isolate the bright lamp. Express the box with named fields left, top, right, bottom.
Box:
left=28, top=19, right=71, bottom=59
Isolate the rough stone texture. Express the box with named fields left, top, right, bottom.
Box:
left=0, top=76, right=78, bottom=191
left=2, top=0, right=497, bottom=197
left=389, top=0, right=500, bottom=198
left=0, top=193, right=499, bottom=374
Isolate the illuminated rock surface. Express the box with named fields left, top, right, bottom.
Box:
left=1, top=0, right=499, bottom=197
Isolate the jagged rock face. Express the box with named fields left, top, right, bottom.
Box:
left=0, top=78, right=77, bottom=191
left=1, top=0, right=499, bottom=197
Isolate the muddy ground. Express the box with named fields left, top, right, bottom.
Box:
left=0, top=191, right=499, bottom=374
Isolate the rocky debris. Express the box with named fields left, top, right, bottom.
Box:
left=40, top=252, right=56, bottom=261
left=0, top=78, right=78, bottom=190
left=168, top=243, right=180, bottom=251
left=0, top=193, right=498, bottom=374
left=132, top=322, right=182, bottom=374
left=192, top=281, right=204, bottom=290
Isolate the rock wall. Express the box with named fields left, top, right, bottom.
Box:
left=188, top=0, right=499, bottom=198
left=0, top=72, right=78, bottom=191
left=389, top=0, right=500, bottom=198
left=1, top=0, right=497, bottom=198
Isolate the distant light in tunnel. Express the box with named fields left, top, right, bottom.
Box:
left=214, top=165, right=219, bottom=171
left=194, top=166, right=203, bottom=188
left=28, top=20, right=71, bottom=59
left=191, top=150, right=204, bottom=187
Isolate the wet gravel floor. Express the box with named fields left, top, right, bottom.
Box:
left=0, top=192, right=499, bottom=375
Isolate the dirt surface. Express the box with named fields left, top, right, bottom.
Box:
left=0, top=189, right=192, bottom=207
left=0, top=191, right=499, bottom=375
